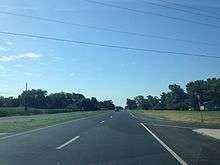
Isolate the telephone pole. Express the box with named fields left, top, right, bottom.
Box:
left=196, top=93, right=204, bottom=123
left=24, top=82, right=28, bottom=112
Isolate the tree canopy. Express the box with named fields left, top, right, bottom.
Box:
left=0, top=89, right=115, bottom=111
left=126, top=78, right=220, bottom=111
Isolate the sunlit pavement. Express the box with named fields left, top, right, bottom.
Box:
left=0, top=111, right=219, bottom=165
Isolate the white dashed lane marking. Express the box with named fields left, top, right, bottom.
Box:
left=56, top=136, right=80, bottom=150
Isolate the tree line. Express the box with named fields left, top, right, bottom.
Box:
left=0, top=90, right=115, bottom=111
left=126, top=78, right=220, bottom=111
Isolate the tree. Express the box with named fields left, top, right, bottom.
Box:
left=0, top=96, right=19, bottom=107
left=0, top=88, right=115, bottom=111
left=186, top=80, right=208, bottom=110
left=206, top=78, right=220, bottom=109
left=18, top=89, right=47, bottom=108
left=146, top=95, right=160, bottom=109
left=0, top=96, right=4, bottom=107
left=66, top=95, right=97, bottom=111
left=166, top=84, right=189, bottom=110
left=75, top=98, right=95, bottom=111
left=160, top=92, right=168, bottom=109
left=46, top=92, right=68, bottom=109
left=72, top=93, right=85, bottom=101
left=186, top=78, right=220, bottom=110
left=134, top=95, right=148, bottom=109
left=126, top=98, right=137, bottom=110
left=99, top=100, right=115, bottom=110
left=91, top=97, right=99, bottom=110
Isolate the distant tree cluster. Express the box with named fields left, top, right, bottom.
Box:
left=0, top=96, right=19, bottom=107
left=0, top=89, right=115, bottom=111
left=126, top=78, right=220, bottom=111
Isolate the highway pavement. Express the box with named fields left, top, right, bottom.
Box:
left=0, top=110, right=219, bottom=165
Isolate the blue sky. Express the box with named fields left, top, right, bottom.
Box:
left=0, top=0, right=220, bottom=106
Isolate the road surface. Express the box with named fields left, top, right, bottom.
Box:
left=0, top=111, right=219, bottom=165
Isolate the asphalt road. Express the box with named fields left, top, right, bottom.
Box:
left=0, top=111, right=219, bottom=165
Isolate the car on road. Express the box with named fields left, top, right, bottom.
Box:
left=114, top=106, right=123, bottom=112
left=114, top=107, right=120, bottom=112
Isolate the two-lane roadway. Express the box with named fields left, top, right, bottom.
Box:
left=0, top=110, right=219, bottom=165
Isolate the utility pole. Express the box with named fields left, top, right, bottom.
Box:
left=24, top=82, right=28, bottom=112
left=196, top=93, right=203, bottom=123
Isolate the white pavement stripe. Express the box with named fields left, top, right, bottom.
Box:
left=0, top=119, right=81, bottom=141
left=0, top=113, right=107, bottom=141
left=56, top=136, right=80, bottom=150
left=145, top=123, right=194, bottom=130
left=129, top=112, right=135, bottom=118
left=140, top=123, right=188, bottom=165
left=100, top=120, right=105, bottom=124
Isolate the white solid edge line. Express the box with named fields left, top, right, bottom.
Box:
left=0, top=112, right=108, bottom=140
left=140, top=123, right=188, bottom=165
left=56, top=136, right=80, bottom=150
left=128, top=111, right=135, bottom=118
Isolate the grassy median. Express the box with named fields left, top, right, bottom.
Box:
left=0, top=111, right=107, bottom=133
left=0, top=107, right=75, bottom=117
left=132, top=110, right=220, bottom=125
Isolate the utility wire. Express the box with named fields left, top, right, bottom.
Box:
left=83, top=0, right=220, bottom=29
left=141, top=0, right=220, bottom=21
left=157, top=0, right=220, bottom=16
left=0, top=31, right=219, bottom=59
left=0, top=11, right=217, bottom=47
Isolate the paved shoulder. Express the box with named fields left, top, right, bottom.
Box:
left=129, top=111, right=220, bottom=165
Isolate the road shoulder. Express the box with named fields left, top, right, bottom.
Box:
left=129, top=110, right=220, bottom=164
left=0, top=111, right=109, bottom=139
left=193, top=129, right=220, bottom=140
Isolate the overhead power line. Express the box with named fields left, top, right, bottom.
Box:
left=0, top=31, right=219, bottom=59
left=157, top=0, right=220, bottom=16
left=0, top=11, right=217, bottom=47
left=141, top=0, right=220, bottom=21
left=83, top=0, right=220, bottom=29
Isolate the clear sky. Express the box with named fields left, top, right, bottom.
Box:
left=0, top=0, right=220, bottom=106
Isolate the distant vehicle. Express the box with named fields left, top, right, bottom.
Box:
left=115, top=108, right=119, bottom=112
left=115, top=108, right=120, bottom=112
left=114, top=106, right=123, bottom=112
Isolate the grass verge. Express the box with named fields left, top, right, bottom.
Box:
left=0, top=111, right=107, bottom=133
left=132, top=110, right=220, bottom=125
left=0, top=107, right=75, bottom=117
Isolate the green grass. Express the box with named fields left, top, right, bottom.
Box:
left=0, top=107, right=75, bottom=117
left=0, top=111, right=107, bottom=133
left=132, top=110, right=220, bottom=125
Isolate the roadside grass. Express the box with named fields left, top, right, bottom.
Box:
left=132, top=110, right=220, bottom=125
left=0, top=111, right=107, bottom=133
left=0, top=107, right=74, bottom=117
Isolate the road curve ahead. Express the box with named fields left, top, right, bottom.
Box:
left=0, top=110, right=218, bottom=165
